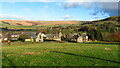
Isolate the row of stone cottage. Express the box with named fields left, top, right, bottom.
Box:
left=0, top=32, right=88, bottom=43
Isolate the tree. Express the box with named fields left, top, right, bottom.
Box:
left=102, top=32, right=114, bottom=42
left=18, top=33, right=31, bottom=42
left=114, top=32, right=120, bottom=42
left=88, top=29, right=95, bottom=41
left=94, top=30, right=102, bottom=41
left=7, top=34, right=11, bottom=40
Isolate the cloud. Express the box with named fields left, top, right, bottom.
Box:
left=95, top=2, right=119, bottom=16
left=89, top=10, right=99, bottom=16
left=39, top=0, right=49, bottom=2
left=2, top=0, right=119, bottom=2
left=88, top=2, right=119, bottom=17
left=64, top=0, right=119, bottom=2
left=63, top=15, right=73, bottom=19
left=89, top=8, right=110, bottom=20
left=93, top=16, right=101, bottom=19
left=89, top=8, right=109, bottom=16
left=62, top=0, right=119, bottom=10
left=61, top=2, right=93, bottom=9
left=60, top=0, right=119, bottom=16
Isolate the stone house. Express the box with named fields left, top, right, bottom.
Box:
left=24, top=32, right=37, bottom=42
left=0, top=33, right=10, bottom=43
left=36, top=32, right=46, bottom=42
left=11, top=34, right=20, bottom=40
left=71, top=33, right=88, bottom=42
left=1, top=32, right=62, bottom=43
left=21, top=32, right=46, bottom=42
left=0, top=33, right=2, bottom=43
left=45, top=32, right=62, bottom=41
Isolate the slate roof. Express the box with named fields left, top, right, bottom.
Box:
left=46, top=34, right=59, bottom=39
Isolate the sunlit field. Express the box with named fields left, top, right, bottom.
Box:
left=2, top=42, right=120, bottom=66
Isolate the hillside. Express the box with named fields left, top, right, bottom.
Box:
left=1, top=16, right=119, bottom=42
left=0, top=15, right=119, bottom=26
left=0, top=20, right=80, bottom=26
left=94, top=15, right=120, bottom=22
left=0, top=15, right=119, bottom=29
left=81, top=16, right=120, bottom=25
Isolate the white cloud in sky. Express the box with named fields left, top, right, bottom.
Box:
left=39, top=0, right=50, bottom=2
left=64, top=0, right=119, bottom=2
left=62, top=0, right=119, bottom=9
left=63, top=15, right=73, bottom=19
left=61, top=0, right=119, bottom=16
left=93, top=16, right=100, bottom=19
left=1, top=0, right=119, bottom=21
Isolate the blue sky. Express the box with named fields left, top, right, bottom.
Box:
left=0, top=1, right=119, bottom=21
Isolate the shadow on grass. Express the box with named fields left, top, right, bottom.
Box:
left=51, top=51, right=120, bottom=64
left=44, top=39, right=57, bottom=42
left=2, top=53, right=16, bottom=68
left=44, top=39, right=59, bottom=43
left=85, top=42, right=120, bottom=45
left=44, top=39, right=64, bottom=43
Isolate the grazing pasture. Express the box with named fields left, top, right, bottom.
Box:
left=2, top=42, right=120, bottom=66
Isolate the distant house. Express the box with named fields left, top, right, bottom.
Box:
left=0, top=33, right=10, bottom=43
left=20, top=31, right=38, bottom=42
left=1, top=31, right=62, bottom=43
left=45, top=32, right=62, bottom=41
left=71, top=33, right=88, bottom=42
left=36, top=32, right=46, bottom=42
left=20, top=32, right=46, bottom=42
left=0, top=33, right=2, bottom=43
left=28, top=32, right=62, bottom=42
left=11, top=34, right=20, bottom=40
left=25, top=39, right=34, bottom=42
left=2, top=31, right=46, bottom=42
left=77, top=36, right=83, bottom=42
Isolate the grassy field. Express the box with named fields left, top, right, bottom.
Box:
left=2, top=42, right=120, bottom=66
left=1, top=23, right=80, bottom=30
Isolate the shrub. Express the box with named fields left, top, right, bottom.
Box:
left=16, top=23, right=23, bottom=26
left=88, top=29, right=95, bottom=41
left=113, top=32, right=120, bottom=42
left=102, top=32, right=114, bottom=42
left=18, top=34, right=31, bottom=42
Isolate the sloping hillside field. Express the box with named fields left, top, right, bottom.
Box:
left=0, top=20, right=80, bottom=26
left=2, top=42, right=120, bottom=66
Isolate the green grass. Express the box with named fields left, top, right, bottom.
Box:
left=2, top=42, right=120, bottom=66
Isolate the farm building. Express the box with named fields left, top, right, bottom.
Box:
left=45, top=32, right=62, bottom=41
left=71, top=33, right=88, bottom=42
left=0, top=33, right=11, bottom=43
left=0, top=33, right=2, bottom=43
left=36, top=32, right=46, bottom=42
left=11, top=33, right=20, bottom=40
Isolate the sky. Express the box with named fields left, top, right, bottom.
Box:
left=0, top=0, right=119, bottom=21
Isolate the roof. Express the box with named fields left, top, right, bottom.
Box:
left=72, top=35, right=79, bottom=39
left=46, top=34, right=59, bottom=38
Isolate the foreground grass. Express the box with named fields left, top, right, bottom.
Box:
left=2, top=42, right=120, bottom=66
